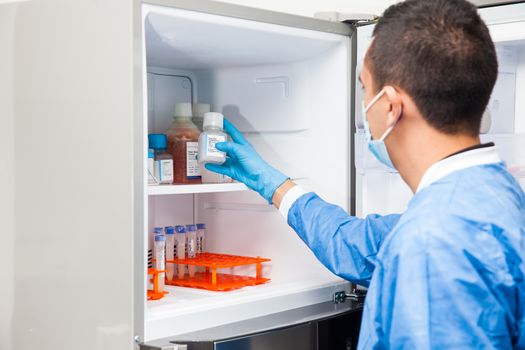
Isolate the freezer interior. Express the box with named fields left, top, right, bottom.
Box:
left=480, top=40, right=525, bottom=190
left=142, top=4, right=352, bottom=341
left=354, top=13, right=525, bottom=217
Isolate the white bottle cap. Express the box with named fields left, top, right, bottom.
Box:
left=203, top=112, right=224, bottom=129
left=193, top=103, right=211, bottom=118
left=174, top=102, right=193, bottom=118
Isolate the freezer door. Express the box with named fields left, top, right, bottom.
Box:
left=0, top=5, right=16, bottom=350
left=479, top=3, right=525, bottom=189
left=9, top=1, right=141, bottom=350
left=353, top=23, right=413, bottom=217
left=354, top=1, right=525, bottom=218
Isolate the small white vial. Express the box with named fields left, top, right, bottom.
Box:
left=196, top=223, right=206, bottom=254
left=149, top=134, right=174, bottom=184
left=154, top=234, right=166, bottom=293
left=165, top=226, right=175, bottom=281
left=147, top=149, right=157, bottom=185
left=198, top=112, right=227, bottom=165
left=186, top=224, right=197, bottom=278
left=175, top=225, right=186, bottom=279
left=149, top=227, right=162, bottom=269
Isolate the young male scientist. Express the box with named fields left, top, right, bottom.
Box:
left=206, top=0, right=525, bottom=348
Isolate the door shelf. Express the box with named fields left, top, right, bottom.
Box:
left=147, top=182, right=248, bottom=196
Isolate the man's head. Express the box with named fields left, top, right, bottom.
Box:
left=363, top=0, right=497, bottom=137
left=360, top=0, right=498, bottom=190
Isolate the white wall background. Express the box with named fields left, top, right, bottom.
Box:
left=219, top=0, right=396, bottom=17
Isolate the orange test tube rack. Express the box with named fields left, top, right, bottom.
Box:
left=166, top=253, right=271, bottom=291
left=147, top=268, right=168, bottom=300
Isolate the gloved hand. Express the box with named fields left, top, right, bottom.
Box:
left=205, top=119, right=289, bottom=204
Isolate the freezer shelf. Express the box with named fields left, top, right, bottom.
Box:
left=148, top=182, right=248, bottom=195
left=145, top=279, right=350, bottom=340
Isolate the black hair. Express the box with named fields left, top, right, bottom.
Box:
left=367, top=0, right=498, bottom=136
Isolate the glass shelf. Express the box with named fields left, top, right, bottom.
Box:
left=147, top=182, right=248, bottom=196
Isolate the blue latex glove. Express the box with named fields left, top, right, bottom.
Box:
left=205, top=119, right=289, bottom=203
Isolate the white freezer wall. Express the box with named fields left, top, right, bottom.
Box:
left=219, top=0, right=396, bottom=17
left=145, top=4, right=352, bottom=280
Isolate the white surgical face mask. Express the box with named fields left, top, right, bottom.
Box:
left=361, top=88, right=399, bottom=170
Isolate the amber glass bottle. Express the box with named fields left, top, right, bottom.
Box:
left=166, top=103, right=201, bottom=184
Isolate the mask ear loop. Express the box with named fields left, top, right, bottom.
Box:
left=362, top=88, right=385, bottom=141
left=364, top=89, right=386, bottom=113
left=379, top=106, right=402, bottom=142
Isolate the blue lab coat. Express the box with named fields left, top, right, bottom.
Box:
left=288, top=162, right=525, bottom=349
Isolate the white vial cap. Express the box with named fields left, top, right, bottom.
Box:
left=193, top=103, right=211, bottom=117
left=174, top=102, right=193, bottom=118
left=203, top=112, right=224, bottom=129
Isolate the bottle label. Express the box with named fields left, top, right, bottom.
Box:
left=177, top=237, right=186, bottom=259
left=205, top=134, right=227, bottom=158
left=187, top=238, right=196, bottom=258
left=155, top=159, right=174, bottom=184
left=155, top=244, right=165, bottom=271
left=148, top=158, right=157, bottom=185
left=197, top=236, right=204, bottom=254
left=186, top=142, right=201, bottom=178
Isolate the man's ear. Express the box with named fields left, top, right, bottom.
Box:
left=384, top=86, right=403, bottom=127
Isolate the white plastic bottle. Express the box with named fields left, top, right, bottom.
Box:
left=192, top=103, right=211, bottom=131
left=175, top=225, right=186, bottom=279
left=186, top=224, right=197, bottom=278
left=198, top=112, right=229, bottom=183
left=149, top=134, right=174, bottom=184
left=198, top=112, right=227, bottom=165
left=165, top=226, right=175, bottom=281
left=196, top=223, right=206, bottom=254
left=154, top=234, right=166, bottom=293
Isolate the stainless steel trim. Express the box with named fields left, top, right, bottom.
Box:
left=133, top=0, right=146, bottom=343
left=139, top=301, right=359, bottom=347
left=142, top=0, right=353, bottom=36
left=139, top=344, right=188, bottom=350
left=349, top=26, right=357, bottom=218
left=314, top=11, right=378, bottom=24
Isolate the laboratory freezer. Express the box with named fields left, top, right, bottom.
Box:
left=3, top=0, right=525, bottom=349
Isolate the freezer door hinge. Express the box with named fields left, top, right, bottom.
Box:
left=138, top=343, right=187, bottom=350
left=333, top=289, right=366, bottom=304
left=314, top=12, right=378, bottom=26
